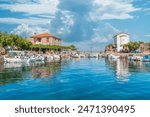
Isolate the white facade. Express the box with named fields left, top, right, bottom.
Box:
left=114, top=33, right=130, bottom=52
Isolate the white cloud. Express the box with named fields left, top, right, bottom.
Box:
left=0, top=0, right=60, bottom=15
left=0, top=0, right=75, bottom=38
left=91, top=23, right=120, bottom=43
left=11, top=24, right=49, bottom=37
left=89, top=0, right=141, bottom=21
left=145, top=34, right=150, bottom=37
left=0, top=1, right=55, bottom=37
left=56, top=11, right=74, bottom=34
left=0, top=0, right=144, bottom=51
left=63, top=40, right=107, bottom=51
left=0, top=17, right=50, bottom=25
left=63, top=23, right=120, bottom=51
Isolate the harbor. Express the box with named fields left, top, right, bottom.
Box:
left=0, top=27, right=150, bottom=100
left=1, top=1, right=150, bottom=117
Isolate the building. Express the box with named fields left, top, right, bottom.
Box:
left=140, top=43, right=150, bottom=53
left=114, top=33, right=130, bottom=52
left=29, top=33, right=61, bottom=46
left=105, top=44, right=116, bottom=53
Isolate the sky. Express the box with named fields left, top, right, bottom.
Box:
left=0, top=0, right=150, bottom=51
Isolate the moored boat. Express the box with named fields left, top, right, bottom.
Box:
left=4, top=51, right=30, bottom=63
left=143, top=55, right=150, bottom=62
left=35, top=55, right=46, bottom=61
left=128, top=55, right=143, bottom=61
left=71, top=53, right=80, bottom=58
left=108, top=54, right=120, bottom=60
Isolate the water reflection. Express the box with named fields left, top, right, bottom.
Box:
left=0, top=61, right=62, bottom=85
left=116, top=59, right=130, bottom=82
left=31, top=62, right=61, bottom=78
left=106, top=58, right=150, bottom=82
left=0, top=58, right=150, bottom=86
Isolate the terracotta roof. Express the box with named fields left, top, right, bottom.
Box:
left=33, top=33, right=61, bottom=40
left=33, top=33, right=53, bottom=38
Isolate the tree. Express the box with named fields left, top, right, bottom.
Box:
left=0, top=32, right=32, bottom=50
left=123, top=42, right=140, bottom=52
left=69, top=45, right=77, bottom=50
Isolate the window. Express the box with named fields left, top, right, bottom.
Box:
left=47, top=37, right=49, bottom=42
left=37, top=38, right=41, bottom=42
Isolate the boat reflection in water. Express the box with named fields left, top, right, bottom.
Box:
left=0, top=61, right=62, bottom=85
left=106, top=58, right=150, bottom=82
left=0, top=57, right=150, bottom=100
left=31, top=62, right=61, bottom=78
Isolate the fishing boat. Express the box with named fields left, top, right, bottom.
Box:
left=143, top=55, right=150, bottom=62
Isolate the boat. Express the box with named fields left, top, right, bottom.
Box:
left=4, top=51, right=30, bottom=63
left=71, top=53, right=80, bottom=58
left=53, top=54, right=60, bottom=60
left=79, top=53, right=86, bottom=58
left=108, top=54, right=120, bottom=60
left=88, top=53, right=99, bottom=58
left=28, top=55, right=36, bottom=62
left=46, top=54, right=61, bottom=61
left=143, top=55, right=150, bottom=62
left=128, top=55, right=143, bottom=61
left=35, top=55, right=46, bottom=61
left=4, top=51, right=46, bottom=63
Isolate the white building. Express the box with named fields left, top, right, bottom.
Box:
left=114, top=33, right=130, bottom=52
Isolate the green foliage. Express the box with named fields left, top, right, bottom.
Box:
left=69, top=45, right=77, bottom=50
left=107, top=44, right=114, bottom=47
left=123, top=42, right=141, bottom=52
left=0, top=32, right=77, bottom=51
left=31, top=44, right=77, bottom=51
left=0, top=32, right=32, bottom=50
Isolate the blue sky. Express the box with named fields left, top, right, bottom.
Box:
left=0, top=0, right=150, bottom=51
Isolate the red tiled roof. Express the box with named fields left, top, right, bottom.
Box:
left=33, top=33, right=61, bottom=40
left=33, top=33, right=53, bottom=38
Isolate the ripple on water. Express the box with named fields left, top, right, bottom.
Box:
left=0, top=59, right=150, bottom=100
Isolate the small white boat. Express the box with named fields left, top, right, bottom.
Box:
left=88, top=53, right=99, bottom=58
left=4, top=56, right=29, bottom=63
left=46, top=54, right=60, bottom=61
left=53, top=54, right=60, bottom=60
left=72, top=53, right=80, bottom=58
left=108, top=54, right=120, bottom=60
left=4, top=51, right=30, bottom=63
left=35, top=55, right=45, bottom=61
left=28, top=56, right=36, bottom=62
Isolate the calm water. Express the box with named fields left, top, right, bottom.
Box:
left=0, top=58, right=150, bottom=100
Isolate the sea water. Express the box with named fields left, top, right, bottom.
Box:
left=0, top=58, right=150, bottom=100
